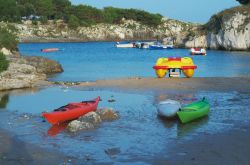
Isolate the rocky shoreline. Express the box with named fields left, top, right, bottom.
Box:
left=0, top=50, right=63, bottom=91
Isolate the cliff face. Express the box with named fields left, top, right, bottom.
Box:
left=185, top=5, right=250, bottom=51
left=15, top=18, right=195, bottom=44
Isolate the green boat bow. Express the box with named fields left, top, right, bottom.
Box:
left=177, top=98, right=210, bottom=124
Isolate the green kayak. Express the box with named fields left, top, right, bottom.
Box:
left=177, top=98, right=210, bottom=124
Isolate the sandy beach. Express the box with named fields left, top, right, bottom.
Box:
left=1, top=77, right=249, bottom=164
left=74, top=77, right=250, bottom=92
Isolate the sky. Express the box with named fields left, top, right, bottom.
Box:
left=71, top=0, right=239, bottom=23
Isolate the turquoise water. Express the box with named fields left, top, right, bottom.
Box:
left=19, top=42, right=250, bottom=82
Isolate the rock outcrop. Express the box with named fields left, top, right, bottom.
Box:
left=0, top=51, right=63, bottom=91
left=14, top=18, right=195, bottom=45
left=185, top=5, right=250, bottom=51
left=67, top=108, right=119, bottom=133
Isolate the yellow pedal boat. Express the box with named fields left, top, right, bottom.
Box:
left=153, top=57, right=197, bottom=78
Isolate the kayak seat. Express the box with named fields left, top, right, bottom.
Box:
left=53, top=104, right=79, bottom=112
left=82, top=100, right=96, bottom=104
left=54, top=108, right=66, bottom=112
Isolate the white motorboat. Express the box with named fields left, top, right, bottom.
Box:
left=115, top=42, right=135, bottom=48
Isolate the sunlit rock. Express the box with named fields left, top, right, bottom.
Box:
left=67, top=120, right=94, bottom=132
left=96, top=108, right=119, bottom=121
left=78, top=112, right=102, bottom=126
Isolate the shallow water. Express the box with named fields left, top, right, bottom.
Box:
left=0, top=87, right=250, bottom=163
left=19, top=42, right=250, bottom=82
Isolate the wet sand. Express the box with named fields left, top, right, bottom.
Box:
left=159, top=122, right=250, bottom=165
left=75, top=77, right=250, bottom=92
left=1, top=77, right=250, bottom=164
left=0, top=128, right=78, bottom=165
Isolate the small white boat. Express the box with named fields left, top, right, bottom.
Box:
left=190, top=48, right=206, bottom=55
left=157, top=99, right=181, bottom=118
left=115, top=42, right=135, bottom=48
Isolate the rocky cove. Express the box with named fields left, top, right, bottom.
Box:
left=11, top=5, right=250, bottom=51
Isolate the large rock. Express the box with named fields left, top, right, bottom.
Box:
left=21, top=56, right=63, bottom=74
left=0, top=48, right=11, bottom=56
left=96, top=108, right=119, bottom=121
left=67, top=108, right=119, bottom=133
left=67, top=120, right=95, bottom=132
left=78, top=111, right=102, bottom=125
left=0, top=63, right=45, bottom=90
left=0, top=53, right=63, bottom=91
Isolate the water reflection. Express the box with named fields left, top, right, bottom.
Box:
left=47, top=122, right=68, bottom=137
left=177, top=117, right=209, bottom=138
left=0, top=94, right=9, bottom=109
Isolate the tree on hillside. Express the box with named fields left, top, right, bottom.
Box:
left=68, top=15, right=80, bottom=29
left=34, top=0, right=54, bottom=18
left=18, top=3, right=36, bottom=17
left=69, top=5, right=103, bottom=26
left=0, top=0, right=20, bottom=22
left=236, top=0, right=250, bottom=5
left=0, top=26, right=18, bottom=51
left=52, top=0, right=71, bottom=19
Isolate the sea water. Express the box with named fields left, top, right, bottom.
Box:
left=0, top=42, right=249, bottom=163
left=0, top=86, right=250, bottom=163
left=19, top=42, right=250, bottom=82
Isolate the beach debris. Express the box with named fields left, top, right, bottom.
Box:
left=67, top=108, right=119, bottom=133
left=104, top=147, right=121, bottom=158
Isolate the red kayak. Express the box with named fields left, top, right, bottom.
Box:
left=41, top=48, right=59, bottom=52
left=42, top=97, right=100, bottom=125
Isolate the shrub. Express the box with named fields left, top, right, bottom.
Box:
left=68, top=15, right=80, bottom=29
left=0, top=52, right=9, bottom=73
left=0, top=26, right=18, bottom=51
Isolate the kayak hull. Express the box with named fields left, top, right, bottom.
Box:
left=177, top=98, right=210, bottom=123
left=157, top=100, right=181, bottom=118
left=41, top=48, right=59, bottom=52
left=42, top=97, right=100, bottom=125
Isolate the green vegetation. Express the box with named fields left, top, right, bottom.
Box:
left=0, top=26, right=18, bottom=51
left=0, top=0, right=163, bottom=27
left=0, top=52, right=9, bottom=73
left=203, top=5, right=250, bottom=34
left=236, top=0, right=250, bottom=5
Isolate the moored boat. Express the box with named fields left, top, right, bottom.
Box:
left=42, top=96, right=100, bottom=125
left=153, top=57, right=197, bottom=78
left=115, top=42, right=135, bottom=48
left=157, top=99, right=181, bottom=118
left=41, top=48, right=60, bottom=52
left=149, top=44, right=173, bottom=50
left=190, top=48, right=206, bottom=55
left=177, top=98, right=210, bottom=124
